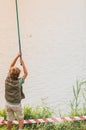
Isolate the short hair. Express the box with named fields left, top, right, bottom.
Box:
left=9, top=67, right=21, bottom=80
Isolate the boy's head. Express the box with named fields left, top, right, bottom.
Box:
left=9, top=67, right=21, bottom=80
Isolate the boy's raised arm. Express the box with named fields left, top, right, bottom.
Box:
left=10, top=53, right=22, bottom=68
left=20, top=59, right=28, bottom=79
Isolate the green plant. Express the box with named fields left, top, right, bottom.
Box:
left=70, top=80, right=81, bottom=115
left=70, top=80, right=86, bottom=116
left=0, top=108, right=6, bottom=120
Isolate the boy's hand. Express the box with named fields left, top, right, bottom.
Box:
left=20, top=59, right=24, bottom=65
left=18, top=52, right=22, bottom=57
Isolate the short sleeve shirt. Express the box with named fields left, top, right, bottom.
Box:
left=18, top=77, right=25, bottom=87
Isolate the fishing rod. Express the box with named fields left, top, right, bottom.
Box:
left=15, top=0, right=22, bottom=59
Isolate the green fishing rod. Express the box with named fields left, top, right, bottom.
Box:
left=15, top=0, right=22, bottom=59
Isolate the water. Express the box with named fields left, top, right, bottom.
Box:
left=0, top=0, right=86, bottom=115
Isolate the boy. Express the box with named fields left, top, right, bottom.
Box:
left=5, top=53, right=28, bottom=130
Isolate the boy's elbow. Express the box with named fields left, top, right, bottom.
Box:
left=24, top=72, right=28, bottom=78
left=26, top=72, right=28, bottom=77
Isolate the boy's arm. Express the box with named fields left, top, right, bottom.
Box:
left=20, top=59, right=28, bottom=79
left=10, top=53, right=21, bottom=68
